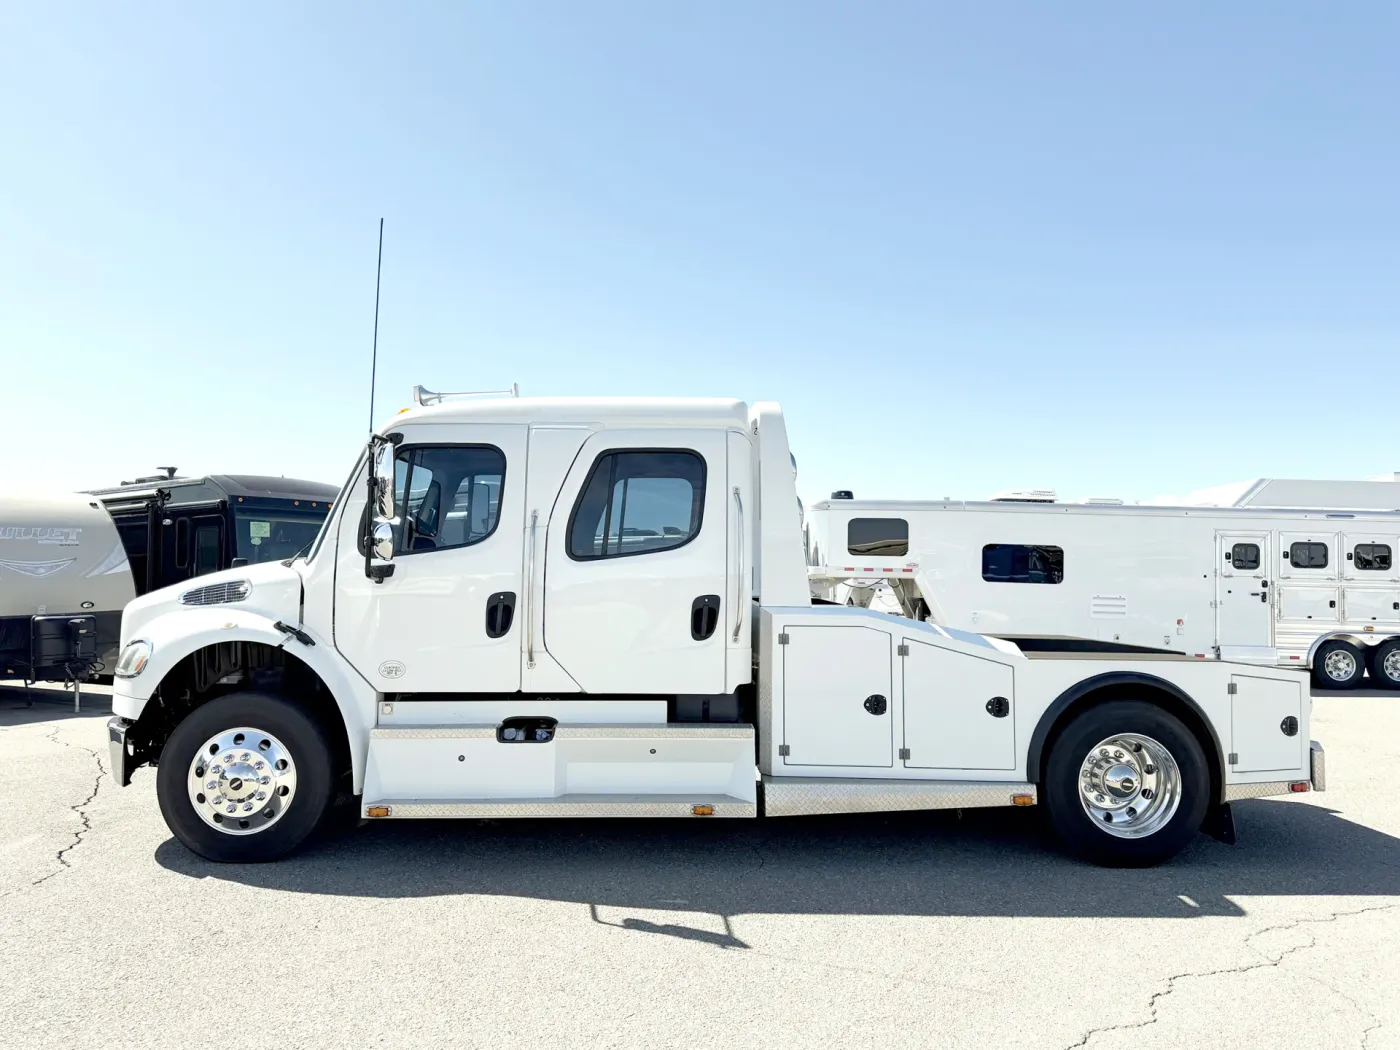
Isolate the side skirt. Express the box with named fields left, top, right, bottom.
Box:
left=762, top=776, right=1037, bottom=818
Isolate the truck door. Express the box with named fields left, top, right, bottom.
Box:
left=1215, top=532, right=1273, bottom=660
left=333, top=423, right=527, bottom=694
left=537, top=429, right=730, bottom=694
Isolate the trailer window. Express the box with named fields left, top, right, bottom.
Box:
left=1230, top=543, right=1261, bottom=570
left=1353, top=543, right=1392, bottom=571
left=393, top=445, right=506, bottom=553
left=568, top=450, right=705, bottom=560
left=847, top=518, right=909, bottom=557
left=982, top=544, right=1064, bottom=584
left=1288, top=541, right=1329, bottom=569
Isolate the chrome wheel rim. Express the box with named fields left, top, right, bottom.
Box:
left=1078, top=733, right=1181, bottom=840
left=187, top=727, right=297, bottom=835
left=1383, top=650, right=1400, bottom=683
left=1324, top=650, right=1357, bottom=682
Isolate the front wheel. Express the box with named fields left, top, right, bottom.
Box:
left=156, top=692, right=336, bottom=862
left=1045, top=701, right=1210, bottom=867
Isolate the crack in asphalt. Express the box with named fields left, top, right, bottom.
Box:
left=1063, top=902, right=1400, bottom=1049
left=30, top=724, right=107, bottom=887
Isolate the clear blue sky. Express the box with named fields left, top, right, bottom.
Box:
left=3, top=3, right=1396, bottom=505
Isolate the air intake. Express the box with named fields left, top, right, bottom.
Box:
left=179, top=580, right=252, bottom=606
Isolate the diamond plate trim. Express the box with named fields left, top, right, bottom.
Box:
left=363, top=794, right=756, bottom=819
left=1310, top=740, right=1326, bottom=792
left=762, top=776, right=1037, bottom=817
left=370, top=724, right=754, bottom=740
left=1223, top=780, right=1294, bottom=802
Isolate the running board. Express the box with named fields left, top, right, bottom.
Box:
left=363, top=794, right=755, bottom=819
left=762, top=776, right=1037, bottom=817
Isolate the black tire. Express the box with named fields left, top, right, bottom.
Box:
left=1368, top=639, right=1400, bottom=691
left=1045, top=701, right=1211, bottom=867
left=1311, top=640, right=1366, bottom=690
left=157, top=691, right=337, bottom=862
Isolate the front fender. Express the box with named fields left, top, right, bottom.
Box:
left=113, top=607, right=377, bottom=792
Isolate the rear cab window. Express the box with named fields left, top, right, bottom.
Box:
left=568, top=450, right=706, bottom=559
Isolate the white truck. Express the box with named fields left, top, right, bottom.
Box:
left=107, top=394, right=1325, bottom=867
left=806, top=493, right=1400, bottom=690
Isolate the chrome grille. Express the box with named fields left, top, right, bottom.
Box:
left=179, top=579, right=251, bottom=606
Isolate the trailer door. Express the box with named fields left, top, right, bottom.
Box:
left=1216, top=532, right=1273, bottom=660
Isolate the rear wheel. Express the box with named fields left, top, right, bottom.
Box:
left=1312, top=640, right=1365, bottom=690
left=1045, top=701, right=1210, bottom=867
left=156, top=692, right=337, bottom=862
left=1368, top=639, right=1400, bottom=691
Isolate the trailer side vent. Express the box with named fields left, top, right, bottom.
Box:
left=1090, top=595, right=1128, bottom=618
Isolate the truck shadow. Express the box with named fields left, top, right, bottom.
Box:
left=154, top=798, right=1400, bottom=920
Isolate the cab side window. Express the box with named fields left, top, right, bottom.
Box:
left=393, top=445, right=506, bottom=554
left=568, top=450, right=706, bottom=559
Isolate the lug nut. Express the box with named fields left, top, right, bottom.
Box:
left=223, top=754, right=234, bottom=763
left=207, top=781, right=217, bottom=791
left=211, top=766, right=222, bottom=775
left=259, top=776, right=271, bottom=785
left=243, top=803, right=254, bottom=812
left=226, top=804, right=236, bottom=813
left=1114, top=750, right=1124, bottom=760
left=255, top=791, right=267, bottom=801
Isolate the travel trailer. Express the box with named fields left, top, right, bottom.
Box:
left=1, top=472, right=336, bottom=684
left=806, top=491, right=1400, bottom=690
left=106, top=390, right=1322, bottom=868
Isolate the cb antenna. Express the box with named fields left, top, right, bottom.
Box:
left=367, top=217, right=384, bottom=435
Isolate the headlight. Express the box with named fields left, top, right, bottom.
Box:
left=114, top=640, right=153, bottom=679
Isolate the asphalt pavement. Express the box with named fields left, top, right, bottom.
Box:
left=2, top=681, right=1397, bottom=1049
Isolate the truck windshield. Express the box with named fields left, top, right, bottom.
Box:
left=233, top=509, right=326, bottom=564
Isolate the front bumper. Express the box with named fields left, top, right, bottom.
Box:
left=108, top=717, right=134, bottom=788
left=1311, top=739, right=1326, bottom=792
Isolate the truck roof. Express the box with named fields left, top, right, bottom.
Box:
left=386, top=396, right=752, bottom=431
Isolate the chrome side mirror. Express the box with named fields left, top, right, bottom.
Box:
left=371, top=520, right=396, bottom=561
left=374, top=442, right=397, bottom=520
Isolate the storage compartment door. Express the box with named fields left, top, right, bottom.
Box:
left=1230, top=674, right=1305, bottom=773
left=781, top=625, right=892, bottom=768
left=1343, top=587, right=1400, bottom=623
left=902, top=636, right=1016, bottom=770
left=1277, top=587, right=1340, bottom=623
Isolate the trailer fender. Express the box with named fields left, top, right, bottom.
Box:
left=112, top=606, right=376, bottom=791
left=1025, top=672, right=1224, bottom=798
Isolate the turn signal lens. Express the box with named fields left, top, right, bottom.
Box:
left=1011, top=794, right=1035, bottom=807
left=692, top=804, right=714, bottom=816
left=366, top=806, right=391, bottom=818
left=1289, top=782, right=1309, bottom=793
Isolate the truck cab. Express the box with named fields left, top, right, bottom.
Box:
left=107, top=394, right=1323, bottom=868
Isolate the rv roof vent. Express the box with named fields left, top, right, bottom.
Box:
left=831, top=490, right=854, bottom=500
left=124, top=467, right=182, bottom=485
left=1080, top=497, right=1124, bottom=506
left=989, top=488, right=1057, bottom=503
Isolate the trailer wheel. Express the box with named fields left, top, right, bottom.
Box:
left=156, top=691, right=337, bottom=862
left=1312, top=640, right=1365, bottom=690
left=1045, top=701, right=1210, bottom=867
left=1368, top=639, right=1400, bottom=691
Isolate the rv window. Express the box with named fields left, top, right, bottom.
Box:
left=194, top=526, right=220, bottom=574
left=1288, top=541, right=1329, bottom=569
left=1230, top=543, right=1261, bottom=571
left=393, top=445, right=507, bottom=554
left=1353, top=543, right=1392, bottom=571
left=847, top=518, right=909, bottom=557
left=568, top=450, right=706, bottom=560
left=982, top=544, right=1064, bottom=584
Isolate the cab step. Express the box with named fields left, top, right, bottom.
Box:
left=362, top=794, right=755, bottom=819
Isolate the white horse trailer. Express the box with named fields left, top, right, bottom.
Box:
left=107, top=392, right=1323, bottom=868
left=806, top=496, right=1400, bottom=690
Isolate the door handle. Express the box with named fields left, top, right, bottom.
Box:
left=691, top=595, right=721, bottom=641
left=486, top=591, right=516, bottom=638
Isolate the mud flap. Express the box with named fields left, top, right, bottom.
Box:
left=1201, top=802, right=1236, bottom=845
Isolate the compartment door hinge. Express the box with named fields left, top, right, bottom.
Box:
left=778, top=632, right=789, bottom=645
left=897, top=644, right=909, bottom=657
left=1227, top=682, right=1238, bottom=695
left=778, top=744, right=790, bottom=756
left=898, top=747, right=911, bottom=760
left=1228, top=752, right=1239, bottom=765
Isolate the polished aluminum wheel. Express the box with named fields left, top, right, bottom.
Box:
left=1381, top=649, right=1400, bottom=684
left=1078, top=733, right=1181, bottom=840
left=186, top=727, right=297, bottom=836
left=1324, top=649, right=1358, bottom=682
